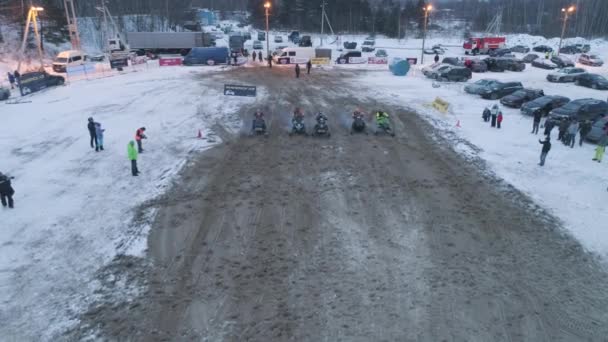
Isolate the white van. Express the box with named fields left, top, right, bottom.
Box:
left=52, top=50, right=87, bottom=73
left=274, top=47, right=315, bottom=64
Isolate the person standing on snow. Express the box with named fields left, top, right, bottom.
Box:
left=135, top=127, right=147, bottom=153
left=482, top=107, right=491, bottom=122
left=593, top=138, right=606, bottom=163
left=0, top=172, right=15, bottom=208
left=579, top=120, right=592, bottom=146
left=497, top=111, right=503, bottom=129
left=306, top=60, right=312, bottom=74
left=7, top=72, right=15, bottom=89
left=532, top=110, right=542, bottom=134
left=95, top=122, right=105, bottom=151
left=434, top=54, right=439, bottom=63
left=538, top=136, right=551, bottom=166
left=557, top=118, right=569, bottom=142
left=567, top=120, right=579, bottom=148
left=490, top=104, right=499, bottom=127
left=295, top=64, right=301, bottom=78
left=87, top=117, right=98, bottom=151
left=544, top=119, right=555, bottom=137
left=252, top=51, right=257, bottom=62
left=128, top=141, right=140, bottom=176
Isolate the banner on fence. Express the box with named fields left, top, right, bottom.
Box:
left=66, top=63, right=96, bottom=76
left=368, top=57, right=388, bottom=64
left=311, top=58, right=330, bottom=65
left=224, top=84, right=257, bottom=97
left=406, top=58, right=418, bottom=65
left=110, top=58, right=129, bottom=69
left=159, top=56, right=183, bottom=66
left=348, top=57, right=367, bottom=64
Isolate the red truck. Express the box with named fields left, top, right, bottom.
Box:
left=463, top=37, right=506, bottom=55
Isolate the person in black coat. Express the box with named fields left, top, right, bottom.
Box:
left=544, top=119, right=555, bottom=137
left=579, top=120, right=592, bottom=146
left=0, top=172, right=15, bottom=208
left=87, top=117, right=98, bottom=151
left=539, top=136, right=551, bottom=166
left=434, top=54, right=439, bottom=63
left=558, top=118, right=569, bottom=143
left=482, top=107, right=491, bottom=122
left=306, top=60, right=312, bottom=74
left=532, top=110, right=542, bottom=134
left=295, top=64, right=300, bottom=78
left=252, top=51, right=257, bottom=62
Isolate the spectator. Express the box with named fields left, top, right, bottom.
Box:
left=295, top=63, right=300, bottom=78
left=87, top=117, right=98, bottom=151
left=531, top=110, right=542, bottom=134
left=95, top=122, right=105, bottom=151
left=7, top=72, right=15, bottom=89
left=579, top=120, right=591, bottom=146
left=252, top=51, right=257, bottom=62
left=306, top=60, right=312, bottom=74
left=267, top=55, right=272, bottom=68
left=538, top=136, right=551, bottom=166
left=434, top=54, right=439, bottom=63
left=482, top=107, right=491, bottom=122
left=490, top=104, right=499, bottom=127
left=13, top=70, right=20, bottom=87
left=497, top=111, right=503, bottom=129
left=566, top=120, right=579, bottom=148
left=128, top=141, right=140, bottom=176
left=593, top=138, right=606, bottom=163
left=135, top=127, right=147, bottom=153
left=544, top=119, right=555, bottom=137
left=0, top=171, right=15, bottom=208
left=557, top=118, right=569, bottom=142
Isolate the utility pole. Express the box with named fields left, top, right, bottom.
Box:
left=17, top=6, right=45, bottom=73
left=264, top=2, right=270, bottom=66
left=397, top=7, right=401, bottom=43
left=420, top=4, right=432, bottom=64
left=558, top=5, right=576, bottom=56
left=63, top=0, right=81, bottom=50
left=320, top=1, right=326, bottom=46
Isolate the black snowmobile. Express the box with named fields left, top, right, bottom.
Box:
left=290, top=116, right=307, bottom=136
left=313, top=114, right=330, bottom=137
left=351, top=115, right=368, bottom=135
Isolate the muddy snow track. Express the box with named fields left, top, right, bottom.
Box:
left=70, top=68, right=608, bottom=342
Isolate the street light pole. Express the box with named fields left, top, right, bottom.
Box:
left=17, top=6, right=45, bottom=73
left=558, top=5, right=575, bottom=56
left=420, top=4, right=432, bottom=64
left=264, top=2, right=271, bottom=66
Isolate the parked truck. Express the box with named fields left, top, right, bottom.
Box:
left=126, top=32, right=215, bottom=56
left=463, top=37, right=506, bottom=55
left=229, top=34, right=245, bottom=53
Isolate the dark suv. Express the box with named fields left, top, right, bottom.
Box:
left=480, top=81, right=524, bottom=99
left=18, top=71, right=65, bottom=96
left=548, top=98, right=608, bottom=124
left=575, top=74, right=608, bottom=90
left=500, top=88, right=544, bottom=108
left=441, top=57, right=463, bottom=66
left=521, top=95, right=570, bottom=117
left=336, top=51, right=362, bottom=64
left=435, top=66, right=472, bottom=82
left=484, top=58, right=525, bottom=72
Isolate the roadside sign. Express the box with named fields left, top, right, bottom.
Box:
left=406, top=58, right=418, bottom=65
left=159, top=56, right=183, bottom=66
left=224, top=84, right=256, bottom=97
left=432, top=97, right=450, bottom=113
left=311, top=58, right=330, bottom=65
left=110, top=57, right=129, bottom=69
left=66, top=63, right=96, bottom=76
left=348, top=57, right=367, bottom=64
left=368, top=57, right=388, bottom=64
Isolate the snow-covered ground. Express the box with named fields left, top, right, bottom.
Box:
left=352, top=46, right=608, bottom=260
left=0, top=65, right=258, bottom=340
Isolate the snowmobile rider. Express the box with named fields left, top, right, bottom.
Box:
left=293, top=107, right=304, bottom=123
left=252, top=110, right=266, bottom=131
left=375, top=110, right=390, bottom=127
left=315, top=111, right=328, bottom=123
left=353, top=109, right=365, bottom=120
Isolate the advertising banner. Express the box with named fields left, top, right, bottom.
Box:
left=224, top=84, right=257, bottom=97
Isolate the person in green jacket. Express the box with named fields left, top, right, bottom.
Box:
left=593, top=142, right=606, bottom=163
left=128, top=141, right=139, bottom=176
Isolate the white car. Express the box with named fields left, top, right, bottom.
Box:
left=422, top=63, right=450, bottom=77
left=579, top=53, right=604, bottom=66
left=546, top=67, right=587, bottom=83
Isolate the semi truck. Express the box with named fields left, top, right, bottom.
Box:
left=125, top=32, right=215, bottom=56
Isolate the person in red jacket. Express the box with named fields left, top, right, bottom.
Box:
left=497, top=111, right=503, bottom=129
left=135, top=127, right=147, bottom=153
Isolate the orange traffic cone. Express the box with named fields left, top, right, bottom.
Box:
left=455, top=120, right=461, bottom=128
left=197, top=129, right=203, bottom=139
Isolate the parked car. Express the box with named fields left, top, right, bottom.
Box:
left=575, top=73, right=608, bottom=90
left=252, top=40, right=263, bottom=50
left=586, top=116, right=608, bottom=142
left=578, top=53, right=604, bottom=66
left=480, top=81, right=524, bottom=100
left=533, top=45, right=553, bottom=53
left=488, top=48, right=512, bottom=57
left=546, top=67, right=587, bottom=83
left=466, top=59, right=488, bottom=73
left=559, top=45, right=579, bottom=54
left=522, top=53, right=539, bottom=63
left=434, top=66, right=472, bottom=82
left=521, top=95, right=570, bottom=117
left=299, top=35, right=312, bottom=47
left=274, top=35, right=283, bottom=43
left=362, top=40, right=376, bottom=52
left=375, top=49, right=388, bottom=57
left=464, top=78, right=499, bottom=95
left=422, top=63, right=450, bottom=77
left=423, top=45, right=445, bottom=55
left=18, top=71, right=65, bottom=95
left=288, top=31, right=300, bottom=43
left=548, top=98, right=608, bottom=123
left=335, top=50, right=363, bottom=64
left=510, top=45, right=530, bottom=53
left=441, top=57, right=464, bottom=66
left=183, top=47, right=230, bottom=66
left=500, top=88, right=544, bottom=108
left=551, top=55, right=575, bottom=68
left=0, top=86, right=10, bottom=101
left=485, top=58, right=525, bottom=72
left=52, top=50, right=87, bottom=73
left=574, top=44, right=591, bottom=53
left=531, top=58, right=558, bottom=70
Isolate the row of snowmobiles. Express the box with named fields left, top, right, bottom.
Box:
left=250, top=109, right=395, bottom=137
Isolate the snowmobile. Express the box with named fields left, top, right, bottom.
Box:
left=375, top=118, right=395, bottom=137
left=251, top=117, right=268, bottom=136
left=351, top=115, right=368, bottom=135
left=289, top=117, right=307, bottom=136
left=313, top=114, right=330, bottom=137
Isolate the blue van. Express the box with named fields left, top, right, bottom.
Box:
left=183, top=47, right=229, bottom=66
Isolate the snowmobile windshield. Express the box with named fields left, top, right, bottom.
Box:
left=54, top=57, right=68, bottom=63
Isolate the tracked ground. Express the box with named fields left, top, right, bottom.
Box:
left=69, top=67, right=608, bottom=342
